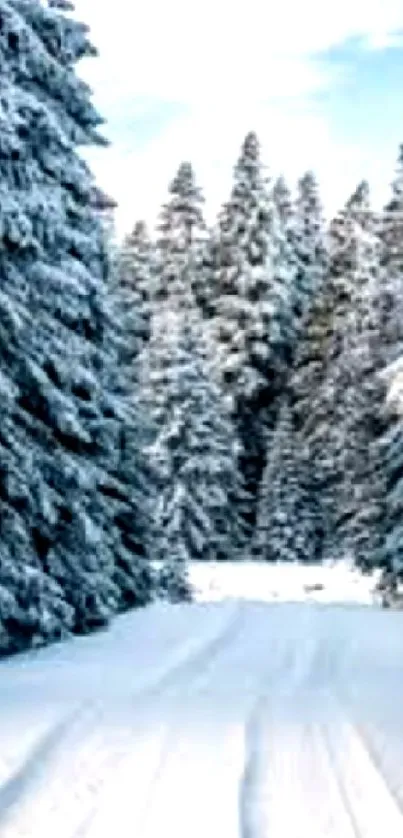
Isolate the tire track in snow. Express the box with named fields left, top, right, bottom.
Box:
left=239, top=692, right=268, bottom=838
left=238, top=634, right=304, bottom=838
left=0, top=602, right=245, bottom=838
left=239, top=699, right=359, bottom=838
left=239, top=619, right=354, bottom=838
left=322, top=700, right=403, bottom=837
left=136, top=600, right=247, bottom=701
left=75, top=603, right=249, bottom=838
left=0, top=707, right=82, bottom=830
left=240, top=683, right=403, bottom=838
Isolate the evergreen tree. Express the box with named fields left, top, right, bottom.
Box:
left=293, top=171, right=328, bottom=329
left=338, top=167, right=403, bottom=576
left=209, top=133, right=300, bottom=529
left=191, top=224, right=220, bottom=324
left=254, top=400, right=317, bottom=563
left=211, top=132, right=273, bottom=406
left=140, top=159, right=245, bottom=591
left=374, top=359, right=403, bottom=588
left=0, top=0, right=153, bottom=654
left=289, top=181, right=373, bottom=559
left=327, top=181, right=373, bottom=341
left=331, top=220, right=386, bottom=568
left=273, top=176, right=294, bottom=228
left=116, top=220, right=155, bottom=358
left=97, top=226, right=156, bottom=615
left=155, top=161, right=205, bottom=312
left=380, top=143, right=403, bottom=274
left=142, top=315, right=246, bottom=598
left=92, top=195, right=156, bottom=610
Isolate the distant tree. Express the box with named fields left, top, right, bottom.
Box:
left=292, top=171, right=328, bottom=330
left=115, top=220, right=155, bottom=358
left=142, top=314, right=246, bottom=598
left=331, top=218, right=386, bottom=568
left=209, top=133, right=300, bottom=529
left=255, top=400, right=317, bottom=562
left=289, top=181, right=374, bottom=559
left=273, top=175, right=294, bottom=228
left=379, top=143, right=403, bottom=274
left=155, top=161, right=206, bottom=313
left=374, top=359, right=403, bottom=588
left=211, top=132, right=274, bottom=407
left=191, top=224, right=220, bottom=324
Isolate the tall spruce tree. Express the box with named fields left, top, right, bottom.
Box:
left=292, top=171, right=328, bottom=330
left=115, top=220, right=155, bottom=359
left=155, top=161, right=205, bottom=312
left=210, top=133, right=299, bottom=529
left=191, top=224, right=220, bottom=325
left=211, top=132, right=273, bottom=407
left=0, top=0, right=154, bottom=654
left=342, top=154, right=403, bottom=576
left=380, top=143, right=403, bottom=274
left=255, top=399, right=318, bottom=563
left=289, top=181, right=373, bottom=559
left=374, top=359, right=403, bottom=589
left=273, top=176, right=294, bottom=228
left=139, top=162, right=246, bottom=591
left=142, top=314, right=246, bottom=597
left=330, top=216, right=386, bottom=568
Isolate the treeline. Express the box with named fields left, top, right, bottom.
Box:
left=115, top=139, right=403, bottom=596
left=0, top=0, right=402, bottom=657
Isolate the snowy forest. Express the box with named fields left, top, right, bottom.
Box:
left=1, top=0, right=403, bottom=657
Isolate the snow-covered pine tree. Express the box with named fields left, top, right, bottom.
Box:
left=142, top=311, right=246, bottom=598
left=288, top=181, right=372, bottom=560
left=210, top=133, right=299, bottom=530
left=331, top=214, right=386, bottom=569
left=254, top=399, right=317, bottom=563
left=94, top=204, right=157, bottom=613
left=370, top=146, right=403, bottom=374
left=272, top=172, right=327, bottom=339
left=338, top=160, right=403, bottom=576
left=327, top=180, right=372, bottom=345
left=292, top=171, right=328, bottom=330
left=155, top=161, right=206, bottom=312
left=211, top=132, right=273, bottom=407
left=0, top=0, right=154, bottom=654
left=115, top=220, right=155, bottom=359
left=374, top=358, right=403, bottom=589
left=314, top=181, right=372, bottom=392
left=379, top=143, right=403, bottom=274
left=273, top=176, right=294, bottom=228
left=191, top=224, right=221, bottom=324
left=266, top=191, right=300, bottom=381
left=140, top=163, right=246, bottom=591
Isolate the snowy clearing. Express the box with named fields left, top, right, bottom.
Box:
left=189, top=558, right=381, bottom=605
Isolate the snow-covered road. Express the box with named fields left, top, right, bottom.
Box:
left=1, top=599, right=403, bottom=837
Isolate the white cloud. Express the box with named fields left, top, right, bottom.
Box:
left=74, top=0, right=403, bottom=237
left=76, top=0, right=403, bottom=101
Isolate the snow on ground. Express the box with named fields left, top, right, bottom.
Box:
left=0, top=600, right=238, bottom=795
left=1, top=598, right=403, bottom=836
left=0, top=559, right=378, bottom=789
left=189, top=558, right=381, bottom=605
left=0, top=562, right=403, bottom=837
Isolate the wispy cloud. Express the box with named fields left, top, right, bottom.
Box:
left=75, top=0, right=403, bottom=236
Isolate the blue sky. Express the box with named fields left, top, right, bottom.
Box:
left=75, top=0, right=403, bottom=238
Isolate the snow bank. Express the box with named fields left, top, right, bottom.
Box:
left=189, top=559, right=381, bottom=606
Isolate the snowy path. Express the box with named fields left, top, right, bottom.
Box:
left=1, top=600, right=403, bottom=836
